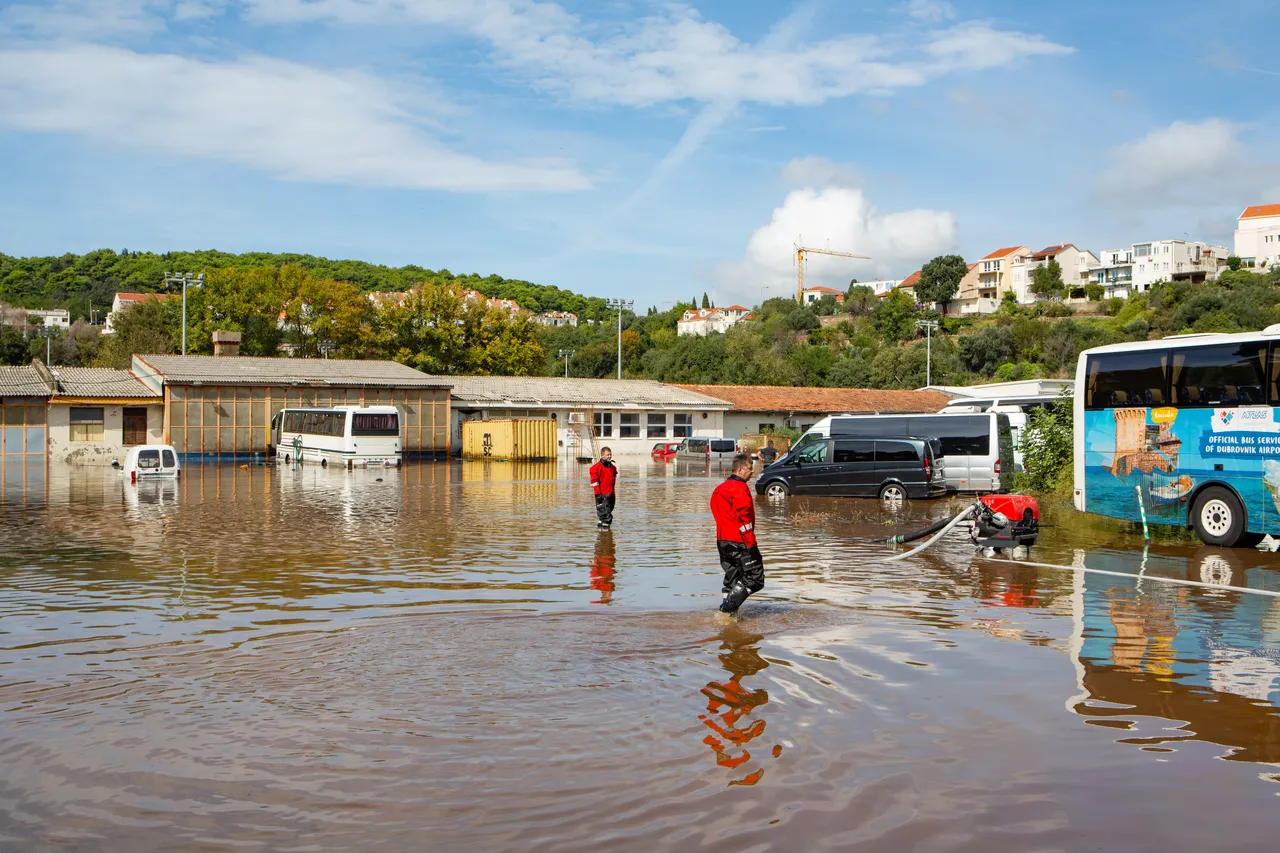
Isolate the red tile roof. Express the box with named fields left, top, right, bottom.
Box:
left=1240, top=204, right=1280, bottom=220
left=1031, top=243, right=1074, bottom=259
left=802, top=286, right=844, bottom=294
left=900, top=270, right=921, bottom=288
left=722, top=305, right=749, bottom=311
left=115, top=292, right=172, bottom=303
left=980, top=246, right=1022, bottom=260
left=673, top=384, right=953, bottom=415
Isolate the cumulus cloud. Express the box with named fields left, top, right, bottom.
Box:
left=781, top=156, right=863, bottom=188
left=1100, top=118, right=1280, bottom=206
left=244, top=0, right=1073, bottom=107
left=0, top=44, right=590, bottom=192
left=717, top=187, right=956, bottom=304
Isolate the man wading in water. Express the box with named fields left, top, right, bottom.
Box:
left=589, top=447, right=618, bottom=530
left=711, top=454, right=764, bottom=616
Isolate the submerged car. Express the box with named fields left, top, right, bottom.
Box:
left=651, top=441, right=682, bottom=460
left=755, top=436, right=946, bottom=502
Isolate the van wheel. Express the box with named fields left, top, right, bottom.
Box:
left=879, top=483, right=907, bottom=505
left=321, top=458, right=328, bottom=468
left=1191, top=486, right=1247, bottom=547
left=764, top=481, right=790, bottom=498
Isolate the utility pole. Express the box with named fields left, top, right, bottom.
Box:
left=917, top=320, right=939, bottom=387
left=557, top=349, right=576, bottom=378
left=606, top=299, right=633, bottom=380
left=163, top=271, right=205, bottom=355
left=36, top=325, right=53, bottom=364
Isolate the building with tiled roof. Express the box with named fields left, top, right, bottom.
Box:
left=677, top=305, right=751, bottom=337
left=1086, top=239, right=1229, bottom=297
left=1013, top=243, right=1100, bottom=301
left=438, top=375, right=732, bottom=458
left=799, top=285, right=846, bottom=306
left=537, top=310, right=579, bottom=327
left=976, top=245, right=1029, bottom=305
left=1236, top=203, right=1280, bottom=269
left=946, top=263, right=989, bottom=316
left=674, top=384, right=952, bottom=437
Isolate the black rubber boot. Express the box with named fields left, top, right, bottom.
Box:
left=719, top=582, right=752, bottom=614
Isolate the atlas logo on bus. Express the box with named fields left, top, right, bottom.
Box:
left=1211, top=407, right=1277, bottom=432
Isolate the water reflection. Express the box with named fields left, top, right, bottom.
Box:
left=698, top=627, right=774, bottom=787
left=590, top=530, right=616, bottom=604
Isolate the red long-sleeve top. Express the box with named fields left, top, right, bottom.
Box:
left=710, top=475, right=757, bottom=547
left=589, top=460, right=617, bottom=496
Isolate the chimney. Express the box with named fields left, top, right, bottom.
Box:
left=212, top=330, right=242, bottom=357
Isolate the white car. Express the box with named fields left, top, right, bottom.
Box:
left=120, top=444, right=181, bottom=483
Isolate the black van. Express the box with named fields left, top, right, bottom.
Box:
left=755, top=436, right=946, bottom=501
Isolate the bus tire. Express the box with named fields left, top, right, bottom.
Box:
left=1191, top=486, right=1247, bottom=547
left=321, top=458, right=327, bottom=468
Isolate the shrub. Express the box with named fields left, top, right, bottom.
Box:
left=1099, top=298, right=1125, bottom=316
left=1084, top=283, right=1104, bottom=302
left=1014, top=400, right=1074, bottom=494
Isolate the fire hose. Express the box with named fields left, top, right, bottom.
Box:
left=883, top=500, right=1014, bottom=562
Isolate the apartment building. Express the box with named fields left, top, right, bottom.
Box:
left=976, top=246, right=1027, bottom=305
left=1234, top=203, right=1280, bottom=268
left=1013, top=244, right=1100, bottom=300
left=677, top=306, right=751, bottom=337
left=1087, top=240, right=1228, bottom=296
left=538, top=311, right=579, bottom=328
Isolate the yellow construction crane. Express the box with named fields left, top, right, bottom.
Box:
left=795, top=246, right=870, bottom=304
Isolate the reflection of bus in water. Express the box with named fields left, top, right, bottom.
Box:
left=1074, top=327, right=1280, bottom=546
left=271, top=406, right=401, bottom=468
left=1069, top=549, right=1280, bottom=763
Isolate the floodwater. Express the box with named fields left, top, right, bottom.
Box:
left=3, top=459, right=1280, bottom=852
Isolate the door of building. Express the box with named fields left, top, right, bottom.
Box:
left=123, top=407, right=148, bottom=446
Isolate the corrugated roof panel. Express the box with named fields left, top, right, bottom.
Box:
left=435, top=376, right=732, bottom=408
left=52, top=367, right=160, bottom=398
left=674, top=384, right=951, bottom=415
left=136, top=355, right=451, bottom=388
left=0, top=366, right=53, bottom=397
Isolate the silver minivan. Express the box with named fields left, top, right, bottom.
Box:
left=790, top=413, right=1014, bottom=493
left=676, top=437, right=739, bottom=460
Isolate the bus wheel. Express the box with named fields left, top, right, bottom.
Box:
left=1192, top=487, right=1246, bottom=547
left=283, top=454, right=290, bottom=464
left=321, top=458, right=328, bottom=468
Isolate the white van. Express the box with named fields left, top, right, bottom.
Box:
left=789, top=412, right=1015, bottom=493
left=120, top=444, right=181, bottom=483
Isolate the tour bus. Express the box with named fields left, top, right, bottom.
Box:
left=1073, top=325, right=1280, bottom=546
left=271, top=405, right=402, bottom=468
left=789, top=412, right=1015, bottom=493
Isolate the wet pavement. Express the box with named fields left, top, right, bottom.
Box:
left=3, top=459, right=1280, bottom=851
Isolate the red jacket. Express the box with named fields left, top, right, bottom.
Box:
left=589, top=460, right=617, bottom=496
left=711, top=475, right=757, bottom=547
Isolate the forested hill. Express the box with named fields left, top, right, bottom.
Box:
left=0, top=249, right=611, bottom=321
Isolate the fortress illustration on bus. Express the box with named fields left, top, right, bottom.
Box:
left=270, top=405, right=402, bottom=468
left=1074, top=325, right=1280, bottom=546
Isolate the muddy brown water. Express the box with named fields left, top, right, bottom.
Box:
left=3, top=460, right=1280, bottom=851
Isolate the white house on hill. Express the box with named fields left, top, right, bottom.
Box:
left=677, top=306, right=751, bottom=337
left=1235, top=204, right=1280, bottom=269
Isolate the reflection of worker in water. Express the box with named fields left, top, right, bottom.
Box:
left=699, top=628, right=778, bottom=786
left=590, top=530, right=616, bottom=604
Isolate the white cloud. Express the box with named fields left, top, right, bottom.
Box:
left=0, top=44, right=591, bottom=192
left=1101, top=118, right=1280, bottom=206
left=781, top=156, right=863, bottom=188
left=244, top=0, right=1072, bottom=107
left=902, top=0, right=956, bottom=23
left=717, top=187, right=956, bottom=303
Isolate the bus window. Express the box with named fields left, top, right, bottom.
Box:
left=352, top=412, right=399, bottom=436
left=1170, top=342, right=1268, bottom=407
left=1085, top=351, right=1168, bottom=410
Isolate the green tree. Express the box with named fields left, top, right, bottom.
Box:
left=916, top=254, right=968, bottom=312
left=1014, top=398, right=1074, bottom=493
left=1084, top=283, right=1104, bottom=302
left=957, top=326, right=1014, bottom=375
left=701, top=292, right=710, bottom=309
left=843, top=285, right=876, bottom=316
left=874, top=289, right=917, bottom=342
left=94, top=298, right=180, bottom=368
left=1228, top=255, right=1243, bottom=271
left=1030, top=259, right=1066, bottom=300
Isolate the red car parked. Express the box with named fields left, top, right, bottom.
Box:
left=651, top=441, right=682, bottom=460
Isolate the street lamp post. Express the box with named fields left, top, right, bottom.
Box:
left=917, top=320, right=939, bottom=387
left=35, top=324, right=53, bottom=364
left=557, top=349, right=576, bottom=378
left=606, top=299, right=633, bottom=380
left=163, top=271, right=205, bottom=355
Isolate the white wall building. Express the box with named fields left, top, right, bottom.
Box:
left=538, top=311, right=579, bottom=327
left=976, top=246, right=1027, bottom=305
left=106, top=292, right=171, bottom=333
left=23, top=309, right=71, bottom=329
left=799, top=286, right=846, bottom=306
left=439, top=375, right=731, bottom=457
left=1012, top=244, right=1100, bottom=301
left=1234, top=204, right=1280, bottom=269
left=855, top=279, right=902, bottom=297
left=1086, top=240, right=1228, bottom=296
left=677, top=306, right=751, bottom=337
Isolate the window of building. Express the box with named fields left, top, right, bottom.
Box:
left=647, top=413, right=666, bottom=438
left=123, top=407, right=148, bottom=446
left=70, top=407, right=104, bottom=442
left=673, top=413, right=692, bottom=438
left=619, top=413, right=639, bottom=438
left=758, top=423, right=776, bottom=433
left=594, top=412, right=613, bottom=438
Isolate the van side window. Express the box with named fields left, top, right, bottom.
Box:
left=833, top=440, right=873, bottom=463
left=936, top=416, right=990, bottom=456
left=798, top=441, right=828, bottom=463
left=161, top=449, right=176, bottom=468
left=876, top=441, right=919, bottom=463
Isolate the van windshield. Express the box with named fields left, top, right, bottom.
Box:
left=710, top=440, right=735, bottom=452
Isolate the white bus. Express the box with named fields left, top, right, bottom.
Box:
left=271, top=405, right=402, bottom=468
left=1074, top=326, right=1280, bottom=546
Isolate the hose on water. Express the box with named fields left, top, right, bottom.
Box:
left=883, top=504, right=978, bottom=563
left=886, top=513, right=958, bottom=547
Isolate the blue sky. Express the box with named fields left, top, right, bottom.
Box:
left=1, top=0, right=1277, bottom=308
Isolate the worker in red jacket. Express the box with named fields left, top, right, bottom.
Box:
left=589, top=447, right=618, bottom=530
left=710, top=454, right=764, bottom=615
